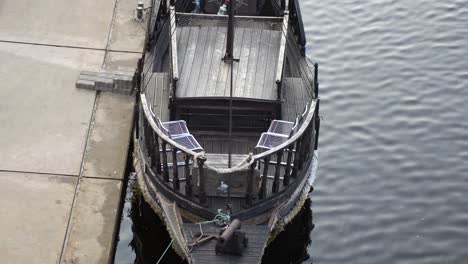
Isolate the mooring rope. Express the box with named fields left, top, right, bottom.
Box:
left=156, top=209, right=230, bottom=263
left=156, top=239, right=174, bottom=264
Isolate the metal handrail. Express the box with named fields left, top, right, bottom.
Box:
left=253, top=99, right=316, bottom=160
left=169, top=6, right=179, bottom=98
left=141, top=90, right=316, bottom=169
left=140, top=93, right=203, bottom=158
left=142, top=91, right=316, bottom=166
left=275, top=12, right=289, bottom=84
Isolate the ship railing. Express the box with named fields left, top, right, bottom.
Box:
left=139, top=93, right=203, bottom=198
left=244, top=99, right=319, bottom=206
left=139, top=92, right=320, bottom=208
left=284, top=20, right=319, bottom=99
left=169, top=6, right=179, bottom=97
left=275, top=7, right=318, bottom=101
left=275, top=11, right=289, bottom=100
left=174, top=13, right=284, bottom=28
left=289, top=0, right=306, bottom=55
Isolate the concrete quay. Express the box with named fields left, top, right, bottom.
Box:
left=0, top=0, right=149, bottom=263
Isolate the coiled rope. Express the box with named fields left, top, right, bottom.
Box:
left=196, top=209, right=231, bottom=226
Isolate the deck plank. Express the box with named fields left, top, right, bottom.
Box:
left=196, top=27, right=218, bottom=97
left=281, top=77, right=311, bottom=122
left=144, top=72, right=155, bottom=111
left=281, top=77, right=290, bottom=120
left=145, top=72, right=170, bottom=121
left=206, top=26, right=227, bottom=97
left=263, top=30, right=281, bottom=100
left=227, top=27, right=245, bottom=97
left=243, top=28, right=261, bottom=98
left=235, top=28, right=252, bottom=99
left=195, top=135, right=258, bottom=155
left=188, top=27, right=209, bottom=97
left=183, top=223, right=269, bottom=264
left=178, top=27, right=200, bottom=97
left=177, top=27, right=191, bottom=80
left=151, top=73, right=159, bottom=116
left=160, top=73, right=170, bottom=120
left=174, top=23, right=282, bottom=101
left=282, top=78, right=298, bottom=121
left=253, top=30, right=272, bottom=99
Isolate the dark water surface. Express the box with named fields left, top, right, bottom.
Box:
left=114, top=173, right=313, bottom=264
left=305, top=1, right=468, bottom=263
left=115, top=1, right=468, bottom=263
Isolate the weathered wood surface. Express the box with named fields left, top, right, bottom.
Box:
left=204, top=197, right=245, bottom=214
left=170, top=7, right=179, bottom=81
left=195, top=134, right=258, bottom=155
left=183, top=223, right=269, bottom=264
left=200, top=153, right=259, bottom=198
left=204, top=153, right=249, bottom=168
left=281, top=77, right=311, bottom=122
left=145, top=72, right=170, bottom=121
left=175, top=26, right=281, bottom=100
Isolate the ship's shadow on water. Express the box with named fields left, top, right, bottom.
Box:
left=261, top=199, right=314, bottom=264
left=128, top=191, right=187, bottom=264
left=116, top=174, right=315, bottom=264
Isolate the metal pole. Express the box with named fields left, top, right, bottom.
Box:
left=224, top=0, right=236, bottom=61
left=314, top=63, right=319, bottom=98
left=228, top=56, right=233, bottom=168
left=226, top=0, right=236, bottom=168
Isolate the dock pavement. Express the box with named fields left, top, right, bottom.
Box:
left=0, top=0, right=150, bottom=262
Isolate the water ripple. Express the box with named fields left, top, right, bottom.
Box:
left=304, top=0, right=468, bottom=263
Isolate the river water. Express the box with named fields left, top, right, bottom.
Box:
left=306, top=1, right=468, bottom=263
left=115, top=1, right=468, bottom=263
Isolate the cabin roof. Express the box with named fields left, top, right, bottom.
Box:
left=174, top=14, right=284, bottom=101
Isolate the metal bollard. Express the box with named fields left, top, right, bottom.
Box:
left=136, top=1, right=144, bottom=21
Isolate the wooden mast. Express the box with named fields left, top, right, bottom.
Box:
left=223, top=0, right=237, bottom=168
left=223, top=0, right=235, bottom=61
left=223, top=0, right=237, bottom=214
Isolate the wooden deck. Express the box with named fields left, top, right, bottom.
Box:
left=183, top=223, right=269, bottom=264
left=281, top=77, right=312, bottom=121
left=142, top=74, right=311, bottom=152
left=175, top=25, right=281, bottom=100
left=195, top=134, right=258, bottom=155
left=144, top=72, right=170, bottom=121
left=143, top=75, right=311, bottom=142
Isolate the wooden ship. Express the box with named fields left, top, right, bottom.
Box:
left=133, top=0, right=320, bottom=262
